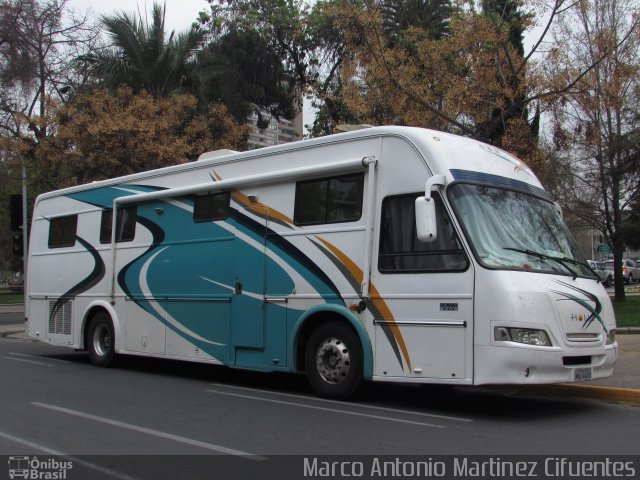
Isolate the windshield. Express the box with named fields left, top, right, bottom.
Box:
left=449, top=183, right=595, bottom=278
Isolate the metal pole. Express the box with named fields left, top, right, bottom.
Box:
left=21, top=159, right=28, bottom=290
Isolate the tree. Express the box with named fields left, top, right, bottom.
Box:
left=308, top=0, right=454, bottom=136
left=625, top=192, right=640, bottom=251
left=35, top=86, right=249, bottom=186
left=199, top=0, right=356, bottom=133
left=545, top=0, right=640, bottom=301
left=0, top=0, right=98, bottom=274
left=88, top=3, right=205, bottom=99
left=0, top=0, right=98, bottom=144
left=314, top=0, right=634, bottom=177
left=198, top=0, right=309, bottom=124
left=198, top=27, right=296, bottom=123
left=90, top=1, right=297, bottom=124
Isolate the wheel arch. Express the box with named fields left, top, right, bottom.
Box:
left=81, top=301, right=119, bottom=351
left=291, top=304, right=373, bottom=381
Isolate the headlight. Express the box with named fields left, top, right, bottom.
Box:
left=606, top=329, right=616, bottom=345
left=494, top=327, right=552, bottom=346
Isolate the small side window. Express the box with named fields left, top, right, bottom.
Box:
left=100, top=207, right=136, bottom=243
left=99, top=209, right=112, bottom=244
left=48, top=215, right=78, bottom=248
left=193, top=192, right=230, bottom=223
left=294, top=173, right=364, bottom=226
left=116, top=206, right=136, bottom=242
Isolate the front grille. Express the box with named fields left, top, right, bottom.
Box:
left=566, top=332, right=600, bottom=342
left=563, top=356, right=592, bottom=366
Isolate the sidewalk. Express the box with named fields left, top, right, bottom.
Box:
left=2, top=304, right=639, bottom=404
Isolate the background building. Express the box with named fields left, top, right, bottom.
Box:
left=247, top=107, right=303, bottom=150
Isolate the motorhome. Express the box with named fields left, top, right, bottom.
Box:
left=26, top=126, right=617, bottom=399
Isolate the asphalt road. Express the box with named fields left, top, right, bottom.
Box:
left=0, top=336, right=638, bottom=479
left=0, top=312, right=23, bottom=326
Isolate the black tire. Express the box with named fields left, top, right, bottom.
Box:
left=87, top=311, right=115, bottom=367
left=629, top=274, right=634, bottom=284
left=605, top=275, right=612, bottom=287
left=305, top=321, right=363, bottom=400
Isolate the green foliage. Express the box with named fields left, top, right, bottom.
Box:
left=613, top=296, right=640, bottom=328
left=197, top=28, right=296, bottom=122
left=87, top=3, right=205, bottom=98
left=87, top=1, right=296, bottom=123
left=381, top=0, right=453, bottom=42
left=0, top=293, right=23, bottom=304
left=481, top=0, right=529, bottom=56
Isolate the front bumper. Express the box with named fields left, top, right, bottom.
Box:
left=474, top=343, right=618, bottom=385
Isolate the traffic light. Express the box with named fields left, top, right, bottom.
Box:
left=12, top=231, right=23, bottom=257
left=10, top=194, right=22, bottom=231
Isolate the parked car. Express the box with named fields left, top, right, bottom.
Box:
left=602, top=259, right=640, bottom=284
left=588, top=260, right=613, bottom=287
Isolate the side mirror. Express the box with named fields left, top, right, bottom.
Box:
left=415, top=196, right=438, bottom=242
left=554, top=202, right=563, bottom=219
left=415, top=174, right=446, bottom=243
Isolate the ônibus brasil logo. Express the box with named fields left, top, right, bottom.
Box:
left=8, top=456, right=73, bottom=480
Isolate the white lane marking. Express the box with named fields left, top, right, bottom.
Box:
left=31, top=402, right=265, bottom=461
left=205, top=389, right=446, bottom=429
left=210, top=383, right=473, bottom=423
left=0, top=356, right=52, bottom=367
left=0, top=431, right=141, bottom=480
left=9, top=352, right=70, bottom=364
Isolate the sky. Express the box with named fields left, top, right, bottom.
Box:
left=67, top=0, right=207, bottom=32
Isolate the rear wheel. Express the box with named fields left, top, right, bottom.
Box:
left=305, top=321, right=363, bottom=399
left=87, top=312, right=115, bottom=367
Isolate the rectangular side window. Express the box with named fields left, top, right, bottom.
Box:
left=100, top=209, right=112, bottom=244
left=193, top=192, right=230, bottom=223
left=294, top=173, right=364, bottom=226
left=116, top=206, right=136, bottom=242
left=101, top=206, right=137, bottom=243
left=379, top=193, right=467, bottom=273
left=48, top=215, right=78, bottom=248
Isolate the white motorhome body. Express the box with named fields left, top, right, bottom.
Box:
left=27, top=126, right=617, bottom=398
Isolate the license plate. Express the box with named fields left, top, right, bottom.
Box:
left=574, top=367, right=592, bottom=381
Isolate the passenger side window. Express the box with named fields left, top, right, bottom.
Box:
left=294, top=173, right=364, bottom=225
left=99, top=210, right=112, bottom=244
left=379, top=193, right=467, bottom=273
left=48, top=215, right=78, bottom=248
left=100, top=206, right=137, bottom=243
left=193, top=192, right=230, bottom=223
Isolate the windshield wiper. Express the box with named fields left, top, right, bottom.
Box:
left=558, top=256, right=600, bottom=279
left=503, top=247, right=578, bottom=279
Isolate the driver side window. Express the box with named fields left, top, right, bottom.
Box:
left=378, top=193, right=467, bottom=273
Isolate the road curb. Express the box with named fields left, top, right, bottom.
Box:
left=491, top=384, right=640, bottom=405
left=0, top=328, right=25, bottom=338
left=616, top=327, right=640, bottom=334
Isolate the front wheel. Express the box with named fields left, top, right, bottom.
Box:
left=87, top=312, right=115, bottom=367
left=305, top=321, right=363, bottom=400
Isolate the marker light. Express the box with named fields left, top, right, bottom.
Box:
left=494, top=327, right=552, bottom=346
left=606, top=329, right=616, bottom=345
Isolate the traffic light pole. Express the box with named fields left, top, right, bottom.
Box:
left=21, top=160, right=28, bottom=293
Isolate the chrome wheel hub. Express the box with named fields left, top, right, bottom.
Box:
left=93, top=325, right=111, bottom=357
left=316, top=337, right=350, bottom=384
